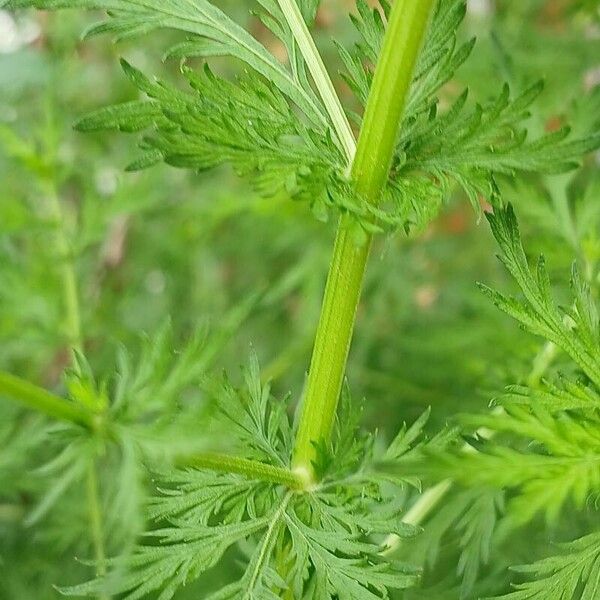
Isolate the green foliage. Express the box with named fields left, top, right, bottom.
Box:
left=487, top=533, right=600, bottom=600
left=341, top=0, right=600, bottom=216
left=75, top=59, right=356, bottom=223
left=396, top=203, right=600, bottom=595
left=396, top=83, right=600, bottom=205
left=0, top=315, right=253, bottom=555
left=6, top=0, right=327, bottom=128
left=59, top=363, right=422, bottom=599
left=426, top=404, right=600, bottom=525
left=8, top=0, right=599, bottom=234
left=1, top=0, right=600, bottom=599
left=480, top=204, right=600, bottom=389
left=424, top=488, right=505, bottom=598
left=378, top=197, right=600, bottom=596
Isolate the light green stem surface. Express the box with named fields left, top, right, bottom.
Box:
left=45, top=181, right=83, bottom=357
left=181, top=452, right=303, bottom=488
left=46, top=172, right=109, bottom=596
left=276, top=0, right=356, bottom=165
left=0, top=370, right=92, bottom=427
left=293, top=0, right=435, bottom=482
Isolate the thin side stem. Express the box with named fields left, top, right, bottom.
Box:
left=393, top=480, right=453, bottom=530
left=86, top=460, right=109, bottom=600
left=44, top=164, right=109, bottom=596
left=292, top=0, right=435, bottom=482
left=181, top=452, right=304, bottom=489
left=276, top=0, right=356, bottom=165
left=527, top=339, right=558, bottom=388
left=247, top=492, right=293, bottom=592
left=0, top=370, right=92, bottom=427
left=45, top=180, right=83, bottom=358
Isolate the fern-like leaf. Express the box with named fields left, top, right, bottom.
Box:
left=488, top=532, right=600, bottom=600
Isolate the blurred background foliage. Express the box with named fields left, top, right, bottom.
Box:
left=0, top=0, right=598, bottom=598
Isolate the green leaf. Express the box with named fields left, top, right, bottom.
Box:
left=419, top=406, right=600, bottom=526
left=7, top=0, right=327, bottom=130
left=397, top=84, right=600, bottom=210
left=488, top=532, right=600, bottom=600
left=57, top=361, right=422, bottom=598
left=483, top=204, right=600, bottom=389
left=498, top=379, right=600, bottom=413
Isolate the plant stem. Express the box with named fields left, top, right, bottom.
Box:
left=292, top=219, right=370, bottom=483
left=276, top=0, right=356, bottom=166
left=395, top=480, right=453, bottom=529
left=0, top=370, right=92, bottom=427
left=86, top=460, right=109, bottom=600
left=248, top=492, right=293, bottom=592
left=292, top=0, right=435, bottom=483
left=44, top=164, right=109, bottom=596
left=45, top=181, right=83, bottom=358
left=527, top=339, right=558, bottom=388
left=180, top=452, right=304, bottom=489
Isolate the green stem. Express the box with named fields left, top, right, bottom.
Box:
left=392, top=480, right=453, bottom=530
left=292, top=0, right=435, bottom=482
left=246, top=492, right=293, bottom=595
left=86, top=460, right=109, bottom=600
left=527, top=339, right=558, bottom=389
left=0, top=370, right=92, bottom=427
left=180, top=452, right=303, bottom=489
left=276, top=0, right=356, bottom=166
left=43, top=151, right=109, bottom=595
left=45, top=181, right=83, bottom=358
left=292, top=219, right=370, bottom=482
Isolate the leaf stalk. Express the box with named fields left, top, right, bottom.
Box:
left=276, top=0, right=356, bottom=165
left=181, top=452, right=304, bottom=489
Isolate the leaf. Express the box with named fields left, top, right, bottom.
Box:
left=455, top=489, right=504, bottom=597
left=58, top=362, right=422, bottom=598
left=60, top=517, right=273, bottom=600
left=285, top=505, right=419, bottom=598
left=396, top=84, right=600, bottom=210
left=482, top=204, right=600, bottom=389
left=7, top=0, right=327, bottom=130
left=488, top=532, right=600, bottom=600
left=418, top=406, right=600, bottom=526
left=498, top=379, right=600, bottom=413
left=338, top=0, right=600, bottom=224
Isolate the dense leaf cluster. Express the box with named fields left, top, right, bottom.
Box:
left=58, top=358, right=437, bottom=599
left=7, top=0, right=599, bottom=234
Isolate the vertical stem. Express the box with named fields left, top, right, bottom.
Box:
left=292, top=217, right=370, bottom=484
left=86, top=461, right=109, bottom=600
left=292, top=0, right=435, bottom=483
left=44, top=159, right=108, bottom=595
left=45, top=181, right=83, bottom=358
